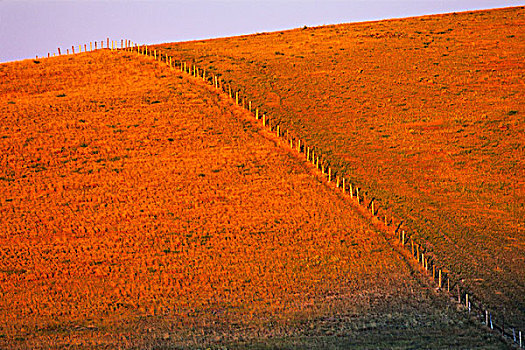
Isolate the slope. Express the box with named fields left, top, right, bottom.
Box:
left=0, top=49, right=510, bottom=348
left=155, top=6, right=525, bottom=328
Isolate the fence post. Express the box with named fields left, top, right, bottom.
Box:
left=235, top=92, right=239, bottom=105
left=371, top=199, right=375, bottom=216
left=255, top=108, right=259, bottom=119
left=438, top=269, right=441, bottom=288
left=276, top=125, right=280, bottom=137
left=402, top=230, right=405, bottom=245
left=84, top=44, right=87, bottom=52
left=72, top=46, right=75, bottom=54
left=262, top=114, right=267, bottom=126
left=58, top=48, right=61, bottom=55
left=90, top=42, right=92, bottom=51
left=350, top=183, right=353, bottom=198
left=107, top=38, right=109, bottom=48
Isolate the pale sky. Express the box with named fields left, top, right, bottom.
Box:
left=1, top=0, right=524, bottom=62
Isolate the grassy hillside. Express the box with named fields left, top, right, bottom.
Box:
left=156, top=6, right=525, bottom=328
left=0, top=50, right=508, bottom=347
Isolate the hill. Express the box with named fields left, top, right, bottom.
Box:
left=0, top=48, right=509, bottom=347
left=155, top=6, right=525, bottom=328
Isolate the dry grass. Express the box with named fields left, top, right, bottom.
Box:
left=156, top=6, right=525, bottom=328
left=0, top=48, right=509, bottom=348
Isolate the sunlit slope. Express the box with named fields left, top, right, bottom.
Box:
left=0, top=51, right=507, bottom=348
left=157, top=6, right=525, bottom=328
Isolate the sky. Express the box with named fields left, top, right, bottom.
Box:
left=1, top=0, right=524, bottom=63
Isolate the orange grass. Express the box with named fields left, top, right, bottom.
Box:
left=156, top=6, right=525, bottom=328
left=0, top=50, right=509, bottom=348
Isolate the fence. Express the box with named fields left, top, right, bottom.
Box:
left=33, top=40, right=524, bottom=348
left=39, top=39, right=132, bottom=59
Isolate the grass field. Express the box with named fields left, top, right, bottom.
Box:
left=0, top=49, right=511, bottom=348
left=155, top=6, right=525, bottom=329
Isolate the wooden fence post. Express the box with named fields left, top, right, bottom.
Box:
left=235, top=92, right=239, bottom=105
left=342, top=177, right=346, bottom=193
left=84, top=44, right=87, bottom=52
left=402, top=230, right=405, bottom=245
left=90, top=42, right=92, bottom=51
left=262, top=114, right=267, bottom=126
left=72, top=46, right=75, bottom=54
left=356, top=187, right=360, bottom=203
left=255, top=108, right=259, bottom=119
left=276, top=125, right=280, bottom=137
left=58, top=48, right=61, bottom=55
left=350, top=183, right=353, bottom=198
left=107, top=38, right=109, bottom=48
left=371, top=199, right=375, bottom=216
